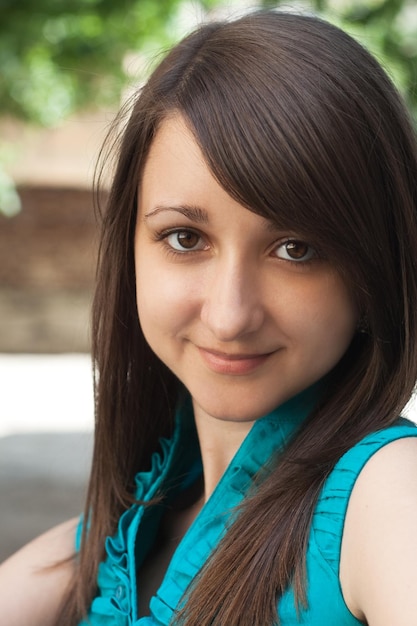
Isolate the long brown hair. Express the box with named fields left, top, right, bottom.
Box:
left=61, top=11, right=417, bottom=625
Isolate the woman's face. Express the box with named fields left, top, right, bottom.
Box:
left=135, top=115, right=358, bottom=424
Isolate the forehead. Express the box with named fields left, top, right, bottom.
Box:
left=140, top=115, right=212, bottom=209
left=140, top=114, right=219, bottom=204
left=138, top=115, right=281, bottom=234
left=144, top=114, right=204, bottom=172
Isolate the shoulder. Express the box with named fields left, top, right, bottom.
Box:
left=347, top=431, right=417, bottom=485
left=0, top=518, right=78, bottom=626
left=0, top=516, right=78, bottom=570
left=341, top=435, right=417, bottom=625
left=312, top=420, right=417, bottom=544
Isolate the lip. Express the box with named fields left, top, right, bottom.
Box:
left=198, top=347, right=274, bottom=375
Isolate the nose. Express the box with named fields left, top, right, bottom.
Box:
left=200, top=259, right=265, bottom=341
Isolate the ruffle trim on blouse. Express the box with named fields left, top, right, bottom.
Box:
left=145, top=394, right=319, bottom=625
left=86, top=433, right=180, bottom=626
left=81, top=386, right=320, bottom=626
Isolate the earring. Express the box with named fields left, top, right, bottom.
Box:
left=357, top=315, right=369, bottom=334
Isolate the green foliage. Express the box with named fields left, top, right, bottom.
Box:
left=0, top=167, right=21, bottom=217
left=0, top=0, right=222, bottom=215
left=261, top=0, right=417, bottom=120
left=0, top=0, right=217, bottom=125
left=1, top=0, right=415, bottom=215
left=1, top=0, right=415, bottom=124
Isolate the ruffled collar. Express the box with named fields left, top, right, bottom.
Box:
left=88, top=385, right=319, bottom=625
left=146, top=386, right=318, bottom=625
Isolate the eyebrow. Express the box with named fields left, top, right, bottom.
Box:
left=144, top=204, right=209, bottom=224
left=144, top=203, right=286, bottom=234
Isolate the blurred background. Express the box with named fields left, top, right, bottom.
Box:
left=1, top=0, right=417, bottom=562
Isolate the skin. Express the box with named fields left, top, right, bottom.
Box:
left=340, top=437, right=417, bottom=625
left=135, top=114, right=358, bottom=496
left=0, top=517, right=77, bottom=626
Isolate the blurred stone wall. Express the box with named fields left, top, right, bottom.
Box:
left=0, top=185, right=101, bottom=353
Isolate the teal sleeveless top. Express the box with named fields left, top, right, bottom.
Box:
left=77, top=391, right=417, bottom=625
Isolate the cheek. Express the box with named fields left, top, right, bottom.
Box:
left=282, top=277, right=357, bottom=353
left=135, top=256, right=199, bottom=338
left=310, top=286, right=357, bottom=353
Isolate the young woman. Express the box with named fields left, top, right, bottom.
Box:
left=2, top=10, right=417, bottom=626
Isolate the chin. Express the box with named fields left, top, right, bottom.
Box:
left=193, top=395, right=286, bottom=423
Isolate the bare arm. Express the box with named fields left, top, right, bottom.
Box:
left=341, top=437, right=417, bottom=625
left=0, top=517, right=78, bottom=626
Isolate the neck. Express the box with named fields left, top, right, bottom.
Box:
left=192, top=403, right=255, bottom=501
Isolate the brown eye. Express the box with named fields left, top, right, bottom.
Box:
left=166, top=230, right=204, bottom=251
left=275, top=240, right=315, bottom=262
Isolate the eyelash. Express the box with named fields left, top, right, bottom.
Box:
left=154, top=228, right=318, bottom=265
left=274, top=239, right=317, bottom=264
left=154, top=228, right=208, bottom=258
